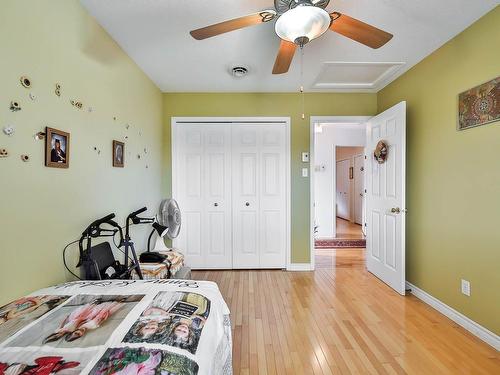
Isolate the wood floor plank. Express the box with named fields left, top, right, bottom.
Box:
left=193, top=249, right=500, bottom=374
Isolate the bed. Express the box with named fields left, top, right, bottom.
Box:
left=0, top=279, right=232, bottom=375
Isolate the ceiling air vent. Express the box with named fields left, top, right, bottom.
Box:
left=231, top=66, right=249, bottom=78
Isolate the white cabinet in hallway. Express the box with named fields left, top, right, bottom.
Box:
left=173, top=119, right=290, bottom=269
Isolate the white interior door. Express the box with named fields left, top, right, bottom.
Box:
left=336, top=159, right=350, bottom=220
left=232, top=125, right=260, bottom=268
left=259, top=125, right=287, bottom=268
left=203, top=126, right=232, bottom=268
left=354, top=154, right=364, bottom=225
left=232, top=124, right=287, bottom=268
left=174, top=124, right=232, bottom=269
left=366, top=102, right=406, bottom=295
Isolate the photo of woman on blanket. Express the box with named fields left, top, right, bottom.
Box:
left=7, top=295, right=143, bottom=348
left=123, top=292, right=210, bottom=354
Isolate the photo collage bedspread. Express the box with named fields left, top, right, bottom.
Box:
left=0, top=279, right=232, bottom=375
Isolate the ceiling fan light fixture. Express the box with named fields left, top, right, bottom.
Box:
left=275, top=5, right=331, bottom=46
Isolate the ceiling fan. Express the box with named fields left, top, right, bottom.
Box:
left=190, top=0, right=393, bottom=75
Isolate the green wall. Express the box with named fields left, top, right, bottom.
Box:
left=0, top=0, right=163, bottom=305
left=162, top=93, right=377, bottom=263
left=378, top=7, right=500, bottom=334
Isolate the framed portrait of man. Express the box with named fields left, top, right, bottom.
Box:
left=45, top=127, right=70, bottom=168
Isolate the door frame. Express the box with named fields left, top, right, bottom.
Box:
left=310, top=116, right=371, bottom=271
left=171, top=117, right=292, bottom=269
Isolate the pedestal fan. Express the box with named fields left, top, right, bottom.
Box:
left=140, top=199, right=182, bottom=263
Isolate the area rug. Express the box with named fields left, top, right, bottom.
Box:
left=315, top=238, right=366, bottom=248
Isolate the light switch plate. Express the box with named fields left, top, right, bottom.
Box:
left=302, top=152, right=309, bottom=162
left=461, top=279, right=470, bottom=296
left=302, top=167, right=308, bottom=177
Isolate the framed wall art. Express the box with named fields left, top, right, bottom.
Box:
left=45, top=127, right=70, bottom=168
left=113, top=140, right=124, bottom=167
left=458, top=76, right=499, bottom=130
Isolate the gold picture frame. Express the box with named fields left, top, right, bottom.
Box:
left=45, top=127, right=70, bottom=168
left=113, top=140, right=125, bottom=168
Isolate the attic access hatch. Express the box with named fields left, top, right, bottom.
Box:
left=312, top=62, right=404, bottom=92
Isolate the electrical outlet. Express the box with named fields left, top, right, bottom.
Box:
left=461, top=279, right=471, bottom=296
left=302, top=167, right=308, bottom=177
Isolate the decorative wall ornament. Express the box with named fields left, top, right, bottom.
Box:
left=55, top=83, right=61, bottom=97
left=0, top=148, right=8, bottom=158
left=10, top=101, right=21, bottom=112
left=20, top=76, right=32, bottom=88
left=93, top=146, right=101, bottom=155
left=458, top=76, right=499, bottom=130
left=20, top=154, right=30, bottom=162
left=373, top=140, right=389, bottom=164
left=29, top=92, right=36, bottom=101
left=112, top=140, right=124, bottom=168
left=45, top=127, right=70, bottom=168
left=3, top=126, right=15, bottom=137
left=70, top=100, right=83, bottom=109
left=34, top=131, right=46, bottom=140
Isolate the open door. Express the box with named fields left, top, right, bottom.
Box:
left=366, top=102, right=406, bottom=295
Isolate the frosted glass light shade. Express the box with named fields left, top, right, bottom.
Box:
left=275, top=5, right=331, bottom=45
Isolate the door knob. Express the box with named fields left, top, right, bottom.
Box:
left=391, top=207, right=401, bottom=214
left=214, top=203, right=218, bottom=207
left=245, top=202, right=250, bottom=206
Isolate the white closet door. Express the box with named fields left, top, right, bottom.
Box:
left=259, top=125, right=286, bottom=268
left=174, top=124, right=232, bottom=269
left=232, top=125, right=260, bottom=268
left=175, top=125, right=204, bottom=268
left=232, top=124, right=286, bottom=269
left=203, top=125, right=232, bottom=268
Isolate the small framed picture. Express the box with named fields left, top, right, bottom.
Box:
left=45, top=127, right=70, bottom=168
left=113, top=140, right=124, bottom=167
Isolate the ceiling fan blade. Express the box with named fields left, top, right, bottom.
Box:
left=190, top=10, right=276, bottom=40
left=272, top=40, right=297, bottom=74
left=329, top=12, right=393, bottom=49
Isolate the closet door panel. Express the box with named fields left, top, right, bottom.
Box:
left=174, top=125, right=205, bottom=268
left=203, top=125, right=232, bottom=268
left=259, top=125, right=286, bottom=268
left=232, top=126, right=260, bottom=268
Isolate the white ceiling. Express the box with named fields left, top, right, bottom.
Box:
left=80, top=0, right=497, bottom=93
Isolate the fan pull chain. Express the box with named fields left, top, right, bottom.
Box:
left=300, top=46, right=305, bottom=120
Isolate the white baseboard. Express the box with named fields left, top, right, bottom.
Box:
left=287, top=263, right=313, bottom=271
left=406, top=282, right=499, bottom=351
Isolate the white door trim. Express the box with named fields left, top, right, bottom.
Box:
left=310, top=116, right=371, bottom=271
left=172, top=117, right=291, bottom=270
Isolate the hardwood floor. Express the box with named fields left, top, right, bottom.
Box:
left=335, top=218, right=364, bottom=239
left=193, top=249, right=500, bottom=375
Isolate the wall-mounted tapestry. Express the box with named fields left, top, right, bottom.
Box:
left=458, top=76, right=499, bottom=130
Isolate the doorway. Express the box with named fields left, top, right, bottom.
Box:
left=311, top=118, right=368, bottom=252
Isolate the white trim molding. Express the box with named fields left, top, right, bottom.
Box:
left=287, top=263, right=314, bottom=271
left=406, top=282, right=500, bottom=351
